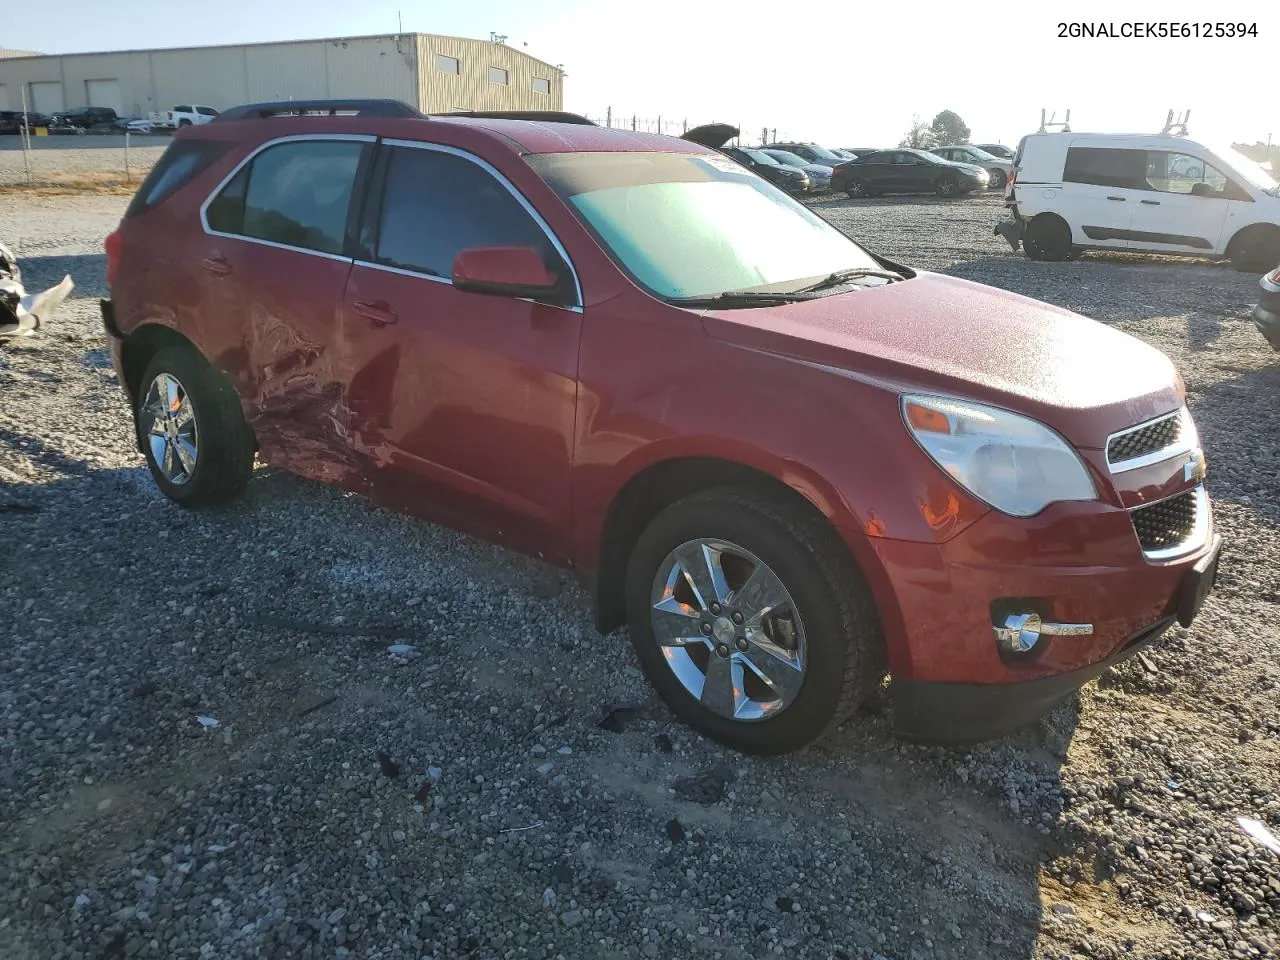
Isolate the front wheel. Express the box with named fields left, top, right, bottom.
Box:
left=987, top=168, right=1007, bottom=189
left=1023, top=214, right=1073, bottom=261
left=845, top=178, right=869, bottom=199
left=137, top=346, right=255, bottom=507
left=1227, top=225, right=1280, bottom=273
left=936, top=175, right=958, bottom=197
left=624, top=488, right=885, bottom=755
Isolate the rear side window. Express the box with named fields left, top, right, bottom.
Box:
left=196, top=106, right=218, bottom=117
left=1063, top=147, right=1148, bottom=189
left=373, top=147, right=552, bottom=278
left=125, top=138, right=232, bottom=218
left=206, top=139, right=366, bottom=255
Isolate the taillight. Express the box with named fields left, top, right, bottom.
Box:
left=104, top=229, right=122, bottom=287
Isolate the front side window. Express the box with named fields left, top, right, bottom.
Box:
left=207, top=139, right=365, bottom=254
left=196, top=106, right=218, bottom=116
left=528, top=151, right=882, bottom=301
left=436, top=54, right=460, bottom=74
left=488, top=66, right=509, bottom=85
left=374, top=147, right=558, bottom=283
left=1145, top=151, right=1229, bottom=197
left=1063, top=147, right=1148, bottom=189
left=532, top=77, right=550, bottom=94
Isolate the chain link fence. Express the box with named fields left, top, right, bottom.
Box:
left=0, top=132, right=167, bottom=190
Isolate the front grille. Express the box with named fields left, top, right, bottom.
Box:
left=1107, top=413, right=1182, bottom=468
left=1131, top=488, right=1200, bottom=553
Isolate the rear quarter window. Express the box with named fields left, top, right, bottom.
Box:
left=124, top=139, right=233, bottom=218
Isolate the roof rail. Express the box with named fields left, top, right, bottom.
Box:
left=1038, top=108, right=1071, bottom=134
left=214, top=99, right=424, bottom=121
left=1161, top=109, right=1191, bottom=136
left=431, top=110, right=597, bottom=125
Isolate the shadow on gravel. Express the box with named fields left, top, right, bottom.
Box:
left=13, top=253, right=107, bottom=300
left=1190, top=362, right=1280, bottom=518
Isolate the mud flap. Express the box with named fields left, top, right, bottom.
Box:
left=994, top=218, right=1023, bottom=253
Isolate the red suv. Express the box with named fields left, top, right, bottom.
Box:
left=101, top=100, right=1222, bottom=754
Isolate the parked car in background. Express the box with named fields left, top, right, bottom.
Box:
left=994, top=131, right=1280, bottom=269
left=47, top=106, right=119, bottom=134
left=842, top=147, right=881, bottom=158
left=680, top=123, right=810, bottom=194
left=931, top=144, right=1013, bottom=188
left=834, top=148, right=988, bottom=198
left=761, top=148, right=832, bottom=190
left=724, top=147, right=811, bottom=193
left=101, top=99, right=1221, bottom=754
left=0, top=110, right=50, bottom=134
left=1254, top=264, right=1280, bottom=349
left=147, top=105, right=220, bottom=130
left=975, top=143, right=1015, bottom=160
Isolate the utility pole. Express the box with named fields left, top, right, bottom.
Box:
left=606, top=106, right=611, bottom=128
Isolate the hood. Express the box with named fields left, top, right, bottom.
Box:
left=698, top=273, right=1182, bottom=446
left=681, top=123, right=739, bottom=149
left=803, top=163, right=834, bottom=176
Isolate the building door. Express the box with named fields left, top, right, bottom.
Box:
left=86, top=79, right=123, bottom=115
left=29, top=82, right=64, bottom=114
left=0, top=85, right=9, bottom=110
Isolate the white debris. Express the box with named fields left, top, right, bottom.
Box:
left=387, top=643, right=416, bottom=658
left=0, top=242, right=74, bottom=340
left=1238, top=816, right=1280, bottom=856
left=195, top=715, right=220, bottom=729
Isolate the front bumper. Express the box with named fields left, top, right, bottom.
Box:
left=891, top=531, right=1222, bottom=744
left=1255, top=305, right=1280, bottom=350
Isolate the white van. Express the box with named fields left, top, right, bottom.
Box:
left=994, top=131, right=1280, bottom=271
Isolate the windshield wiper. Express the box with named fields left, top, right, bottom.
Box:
left=795, top=268, right=904, bottom=293
left=668, top=290, right=819, bottom=308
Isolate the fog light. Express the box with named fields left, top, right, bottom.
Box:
left=994, top=612, right=1094, bottom=655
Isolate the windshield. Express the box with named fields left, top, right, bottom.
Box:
left=765, top=150, right=808, bottom=167
left=1208, top=143, right=1278, bottom=193
left=527, top=151, right=881, bottom=300
left=962, top=146, right=997, bottom=161
left=745, top=149, right=779, bottom=166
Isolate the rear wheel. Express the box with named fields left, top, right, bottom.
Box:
left=1227, top=225, right=1280, bottom=273
left=178, top=118, right=192, bottom=128
left=845, top=178, right=869, bottom=199
left=987, top=168, right=1007, bottom=189
left=137, top=346, right=255, bottom=507
left=1023, top=214, right=1073, bottom=261
left=936, top=174, right=958, bottom=197
left=624, top=488, right=885, bottom=755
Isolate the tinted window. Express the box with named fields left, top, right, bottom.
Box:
left=1145, top=151, right=1229, bottom=196
left=125, top=138, right=232, bottom=218
left=859, top=152, right=892, bottom=164
left=1063, top=147, right=1148, bottom=189
left=375, top=147, right=552, bottom=280
left=207, top=140, right=365, bottom=253
left=196, top=106, right=218, bottom=116
left=175, top=106, right=191, bottom=114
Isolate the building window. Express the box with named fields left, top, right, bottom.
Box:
left=532, top=77, right=550, bottom=95
left=436, top=54, right=460, bottom=75
left=488, top=66, right=509, bottom=86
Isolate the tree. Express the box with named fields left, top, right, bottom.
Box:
left=929, top=110, right=971, bottom=146
left=899, top=115, right=936, bottom=149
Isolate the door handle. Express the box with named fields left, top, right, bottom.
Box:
left=1106, top=196, right=1126, bottom=201
left=1140, top=199, right=1161, bottom=205
left=352, top=300, right=398, bottom=327
left=201, top=256, right=231, bottom=277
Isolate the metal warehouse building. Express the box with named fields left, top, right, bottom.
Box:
left=0, top=33, right=564, bottom=118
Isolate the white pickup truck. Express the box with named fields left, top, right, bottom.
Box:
left=143, top=105, right=219, bottom=130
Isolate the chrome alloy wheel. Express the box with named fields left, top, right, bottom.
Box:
left=142, top=372, right=198, bottom=485
left=649, top=538, right=807, bottom=721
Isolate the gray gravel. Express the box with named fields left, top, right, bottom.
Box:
left=1, top=179, right=1278, bottom=960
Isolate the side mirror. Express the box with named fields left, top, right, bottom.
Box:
left=452, top=246, right=570, bottom=305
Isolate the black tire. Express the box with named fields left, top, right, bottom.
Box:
left=624, top=488, right=885, bottom=755
left=1227, top=225, right=1280, bottom=273
left=178, top=119, right=192, bottom=128
left=1023, top=214, right=1073, bottom=261
left=987, top=168, right=1007, bottom=189
left=936, top=174, right=958, bottom=197
left=136, top=345, right=255, bottom=507
left=845, top=178, right=869, bottom=199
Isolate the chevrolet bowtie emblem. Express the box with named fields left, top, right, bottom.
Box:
left=1184, top=450, right=1207, bottom=484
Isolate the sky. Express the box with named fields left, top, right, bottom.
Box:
left=4, top=0, right=1275, bottom=149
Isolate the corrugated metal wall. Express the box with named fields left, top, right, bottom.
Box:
left=0, top=34, right=557, bottom=118
left=415, top=36, right=564, bottom=113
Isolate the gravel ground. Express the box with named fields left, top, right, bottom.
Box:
left=1, top=173, right=1277, bottom=960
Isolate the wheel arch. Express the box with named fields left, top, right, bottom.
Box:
left=120, top=323, right=202, bottom=409
left=1225, top=221, right=1280, bottom=266
left=590, top=453, right=890, bottom=639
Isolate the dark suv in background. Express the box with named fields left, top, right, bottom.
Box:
left=48, top=106, right=119, bottom=133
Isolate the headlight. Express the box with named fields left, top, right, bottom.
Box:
left=901, top=394, right=1098, bottom=517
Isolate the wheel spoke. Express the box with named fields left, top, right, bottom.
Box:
left=732, top=562, right=789, bottom=625
left=672, top=541, right=731, bottom=610
left=172, top=397, right=195, bottom=428
left=160, top=437, right=176, bottom=477
left=737, top=637, right=804, bottom=703
left=148, top=433, right=168, bottom=467
left=700, top=653, right=745, bottom=718
left=652, top=596, right=709, bottom=648
left=173, top=436, right=197, bottom=475
left=163, top=375, right=181, bottom=412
